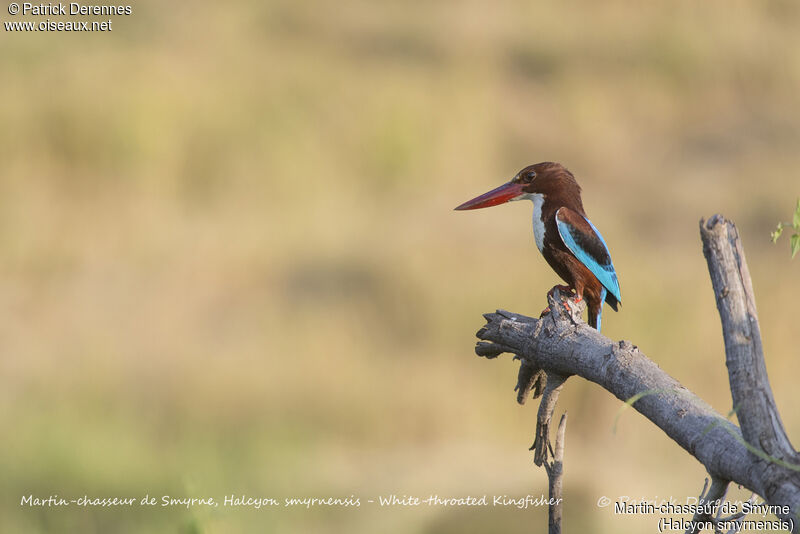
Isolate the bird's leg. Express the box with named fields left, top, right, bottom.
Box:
left=572, top=281, right=584, bottom=302
left=563, top=282, right=586, bottom=311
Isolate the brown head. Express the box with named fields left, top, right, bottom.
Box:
left=454, top=162, right=584, bottom=213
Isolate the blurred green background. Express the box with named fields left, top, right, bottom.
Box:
left=2, top=1, right=799, bottom=532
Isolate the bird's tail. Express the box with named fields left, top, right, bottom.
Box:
left=604, top=289, right=620, bottom=312
left=590, top=288, right=607, bottom=331
left=589, top=306, right=602, bottom=331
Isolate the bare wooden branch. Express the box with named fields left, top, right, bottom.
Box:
left=514, top=361, right=546, bottom=404
left=545, top=412, right=567, bottom=534
left=700, top=215, right=793, bottom=451
left=531, top=372, right=568, bottom=466
left=473, top=214, right=800, bottom=532
left=700, top=216, right=800, bottom=494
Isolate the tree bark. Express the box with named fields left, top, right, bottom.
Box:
left=700, top=216, right=800, bottom=507
left=545, top=413, right=567, bottom=534
left=473, top=215, right=800, bottom=532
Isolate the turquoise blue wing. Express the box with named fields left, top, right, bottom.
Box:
left=555, top=207, right=621, bottom=304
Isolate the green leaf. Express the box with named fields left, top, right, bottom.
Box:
left=771, top=225, right=783, bottom=243
left=794, top=198, right=800, bottom=228
left=791, top=233, right=800, bottom=259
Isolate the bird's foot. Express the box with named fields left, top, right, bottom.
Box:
left=547, top=284, right=574, bottom=299
left=546, top=285, right=577, bottom=313
left=543, top=284, right=587, bottom=327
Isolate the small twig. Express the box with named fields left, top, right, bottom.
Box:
left=686, top=477, right=729, bottom=534
left=718, top=493, right=756, bottom=534
left=545, top=412, right=567, bottom=534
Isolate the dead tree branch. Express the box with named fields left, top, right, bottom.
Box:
left=531, top=373, right=568, bottom=466
left=472, top=215, right=800, bottom=532
left=543, top=413, right=567, bottom=534
left=701, top=216, right=800, bottom=492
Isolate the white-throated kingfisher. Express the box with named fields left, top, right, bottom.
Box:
left=455, top=162, right=621, bottom=331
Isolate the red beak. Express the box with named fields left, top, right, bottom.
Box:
left=454, top=181, right=525, bottom=210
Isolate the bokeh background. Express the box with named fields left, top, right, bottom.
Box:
left=2, top=1, right=799, bottom=532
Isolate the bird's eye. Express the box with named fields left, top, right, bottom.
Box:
left=525, top=172, right=536, bottom=182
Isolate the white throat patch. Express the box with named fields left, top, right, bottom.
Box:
left=528, top=193, right=545, bottom=252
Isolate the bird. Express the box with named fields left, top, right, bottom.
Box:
left=455, top=162, right=621, bottom=331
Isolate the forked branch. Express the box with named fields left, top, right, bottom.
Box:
left=473, top=215, right=800, bottom=532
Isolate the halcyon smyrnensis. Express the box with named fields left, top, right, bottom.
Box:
left=455, top=162, right=621, bottom=331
